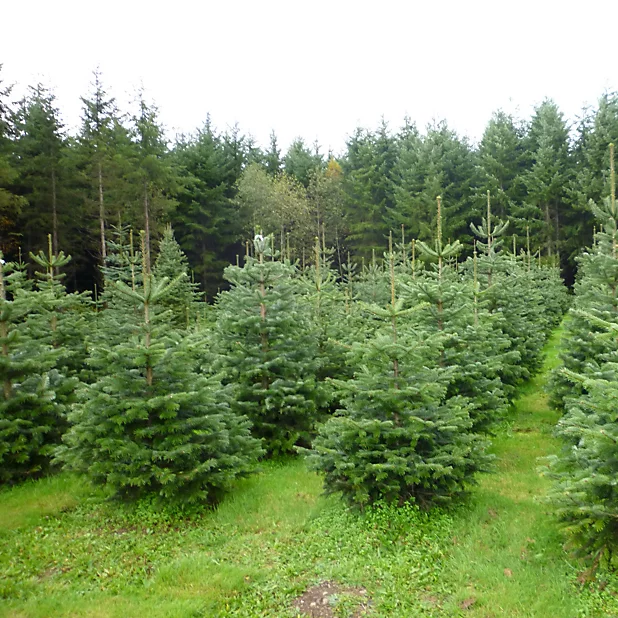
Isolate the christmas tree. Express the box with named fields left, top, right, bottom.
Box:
left=307, top=231, right=490, bottom=507
left=0, top=253, right=59, bottom=483
left=59, top=243, right=262, bottom=502
left=213, top=234, right=322, bottom=456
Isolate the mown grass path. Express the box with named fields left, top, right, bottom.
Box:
left=434, top=328, right=614, bottom=617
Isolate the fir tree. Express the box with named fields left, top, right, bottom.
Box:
left=307, top=232, right=490, bottom=507
left=0, top=66, right=25, bottom=257
left=214, top=234, right=322, bottom=455
left=404, top=196, right=513, bottom=431
left=59, top=247, right=262, bottom=502
left=0, top=253, right=59, bottom=483
left=153, top=224, right=202, bottom=327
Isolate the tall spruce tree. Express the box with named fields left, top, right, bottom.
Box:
left=0, top=66, right=25, bottom=257
left=77, top=69, right=130, bottom=264
left=518, top=100, right=571, bottom=261
left=171, top=121, right=246, bottom=297
left=13, top=84, right=67, bottom=259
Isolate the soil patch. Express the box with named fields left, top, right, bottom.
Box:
left=292, top=580, right=370, bottom=617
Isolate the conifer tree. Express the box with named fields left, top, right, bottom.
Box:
left=214, top=234, right=322, bottom=455
left=126, top=91, right=177, bottom=270
left=545, top=315, right=618, bottom=564
left=342, top=122, right=396, bottom=258
left=13, top=84, right=67, bottom=259
left=59, top=244, right=262, bottom=502
left=77, top=69, right=130, bottom=263
left=404, top=196, right=512, bottom=431
left=0, top=253, right=59, bottom=483
left=284, top=137, right=323, bottom=188
left=153, top=224, right=201, bottom=327
left=307, top=231, right=490, bottom=507
left=0, top=66, right=25, bottom=257
left=171, top=120, right=248, bottom=297
left=298, top=238, right=350, bottom=412
left=475, top=110, right=527, bottom=221
left=551, top=144, right=618, bottom=408
left=264, top=130, right=282, bottom=177
left=27, top=235, right=90, bottom=404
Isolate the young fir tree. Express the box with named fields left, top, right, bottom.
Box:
left=25, top=236, right=91, bottom=416
left=153, top=224, right=202, bottom=327
left=0, top=253, right=59, bottom=483
left=87, top=223, right=145, bottom=361
left=470, top=197, right=558, bottom=389
left=403, top=196, right=512, bottom=432
left=544, top=312, right=618, bottom=565
left=29, top=236, right=91, bottom=358
left=550, top=144, right=618, bottom=409
left=353, top=250, right=390, bottom=306
left=59, top=244, right=262, bottom=503
left=297, top=237, right=351, bottom=413
left=307, top=232, right=490, bottom=508
left=213, top=234, right=322, bottom=456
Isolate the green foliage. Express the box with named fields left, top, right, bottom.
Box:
left=342, top=121, right=396, bottom=257
left=0, top=66, right=25, bottom=256
left=283, top=137, right=323, bottom=187
left=0, top=254, right=60, bottom=484
left=308, top=233, right=491, bottom=508
left=152, top=224, right=202, bottom=327
left=390, top=121, right=477, bottom=246
left=546, top=144, right=618, bottom=565
left=170, top=121, right=248, bottom=298
left=214, top=236, right=323, bottom=455
left=59, top=270, right=262, bottom=503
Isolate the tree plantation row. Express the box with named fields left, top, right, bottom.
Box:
left=545, top=144, right=618, bottom=568
left=1, top=196, right=568, bottom=514
left=3, top=67, right=618, bottom=296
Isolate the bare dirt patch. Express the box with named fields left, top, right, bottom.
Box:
left=292, top=580, right=370, bottom=617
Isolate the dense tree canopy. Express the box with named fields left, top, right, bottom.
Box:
left=1, top=67, right=617, bottom=290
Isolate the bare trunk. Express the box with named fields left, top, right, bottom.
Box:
left=258, top=253, right=269, bottom=390
left=51, top=166, right=59, bottom=259
left=554, top=205, right=560, bottom=265
left=99, top=162, right=106, bottom=260
left=1, top=319, right=9, bottom=400
left=544, top=203, right=552, bottom=258
left=144, top=297, right=153, bottom=386
left=143, top=183, right=151, bottom=273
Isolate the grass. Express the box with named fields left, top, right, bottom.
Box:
left=2, top=327, right=618, bottom=617
left=0, top=461, right=452, bottom=617
left=433, top=328, right=618, bottom=617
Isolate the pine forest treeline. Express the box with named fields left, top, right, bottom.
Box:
left=4, top=67, right=618, bottom=293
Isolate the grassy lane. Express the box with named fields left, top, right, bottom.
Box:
left=435, top=329, right=618, bottom=617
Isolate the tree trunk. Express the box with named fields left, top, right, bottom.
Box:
left=0, top=263, right=11, bottom=399
left=51, top=166, right=58, bottom=258
left=544, top=202, right=552, bottom=258
left=554, top=204, right=560, bottom=264
left=143, top=182, right=151, bottom=273
left=99, top=161, right=106, bottom=260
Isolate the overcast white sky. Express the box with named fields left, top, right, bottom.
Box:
left=1, top=0, right=616, bottom=154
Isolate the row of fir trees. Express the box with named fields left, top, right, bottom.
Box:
left=3, top=66, right=618, bottom=297
left=546, top=144, right=618, bottom=567
left=1, top=194, right=568, bottom=513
